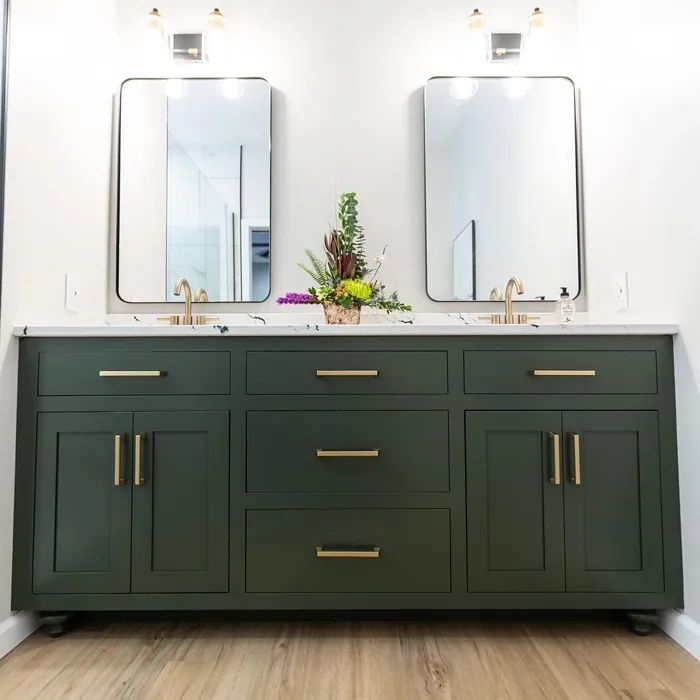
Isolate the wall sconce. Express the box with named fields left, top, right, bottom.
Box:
left=145, top=7, right=229, bottom=64
left=469, top=7, right=550, bottom=64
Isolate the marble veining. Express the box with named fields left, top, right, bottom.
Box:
left=13, top=313, right=679, bottom=337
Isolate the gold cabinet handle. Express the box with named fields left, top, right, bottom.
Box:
left=532, top=370, right=596, bottom=377
left=549, top=432, right=561, bottom=486
left=316, top=370, right=379, bottom=377
left=316, top=546, right=381, bottom=559
left=134, top=433, right=146, bottom=486
left=570, top=433, right=582, bottom=486
left=316, top=449, right=380, bottom=458
left=99, top=370, right=165, bottom=378
left=113, top=434, right=125, bottom=486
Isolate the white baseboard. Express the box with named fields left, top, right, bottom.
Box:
left=660, top=609, right=700, bottom=661
left=0, top=611, right=39, bottom=660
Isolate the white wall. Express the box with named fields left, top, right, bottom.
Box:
left=578, top=0, right=700, bottom=654
left=0, top=0, right=118, bottom=654
left=114, top=0, right=579, bottom=312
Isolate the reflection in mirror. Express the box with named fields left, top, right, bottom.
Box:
left=118, top=78, right=271, bottom=303
left=425, top=77, right=580, bottom=302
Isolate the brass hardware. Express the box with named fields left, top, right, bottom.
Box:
left=570, top=433, right=582, bottom=486
left=505, top=276, right=525, bottom=324
left=533, top=370, right=596, bottom=377
left=99, top=370, right=164, bottom=378
left=549, top=432, right=561, bottom=486
left=316, top=370, right=379, bottom=378
left=194, top=289, right=218, bottom=325
left=490, top=288, right=503, bottom=324
left=135, top=433, right=146, bottom=486
left=316, top=546, right=381, bottom=559
left=113, top=434, right=125, bottom=486
left=316, top=449, right=380, bottom=458
left=174, top=277, right=193, bottom=325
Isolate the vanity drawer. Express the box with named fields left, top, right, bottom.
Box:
left=247, top=411, right=449, bottom=493
left=464, top=350, right=658, bottom=394
left=246, top=509, right=451, bottom=593
left=38, top=351, right=231, bottom=396
left=246, top=351, right=447, bottom=395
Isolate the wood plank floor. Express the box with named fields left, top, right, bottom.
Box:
left=0, top=620, right=698, bottom=699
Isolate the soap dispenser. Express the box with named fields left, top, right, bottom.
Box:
left=558, top=287, right=575, bottom=324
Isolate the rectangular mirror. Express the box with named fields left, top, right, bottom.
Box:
left=425, top=77, right=580, bottom=302
left=118, top=78, right=271, bottom=303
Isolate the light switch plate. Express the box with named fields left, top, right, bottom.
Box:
left=614, top=272, right=629, bottom=311
left=65, top=274, right=79, bottom=313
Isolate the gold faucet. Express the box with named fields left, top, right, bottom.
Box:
left=173, top=277, right=193, bottom=325
left=194, top=288, right=213, bottom=325
left=505, top=276, right=525, bottom=324
left=490, top=288, right=503, bottom=324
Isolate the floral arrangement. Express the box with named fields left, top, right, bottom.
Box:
left=277, top=192, right=411, bottom=323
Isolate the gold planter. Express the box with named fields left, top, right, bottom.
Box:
left=323, top=303, right=361, bottom=325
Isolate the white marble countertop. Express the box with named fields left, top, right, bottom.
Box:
left=13, top=313, right=679, bottom=337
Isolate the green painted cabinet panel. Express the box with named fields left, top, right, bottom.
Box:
left=33, top=413, right=133, bottom=594
left=563, top=411, right=664, bottom=593
left=131, top=412, right=230, bottom=593
left=247, top=411, right=449, bottom=493
left=466, top=412, right=565, bottom=592
left=465, top=350, right=658, bottom=394
left=247, top=351, right=448, bottom=395
left=38, top=351, right=231, bottom=396
left=246, top=509, right=451, bottom=593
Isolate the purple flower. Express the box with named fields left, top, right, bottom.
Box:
left=276, top=292, right=319, bottom=305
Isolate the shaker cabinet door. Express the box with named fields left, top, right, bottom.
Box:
left=33, top=413, right=133, bottom=594
left=466, top=412, right=565, bottom=592
left=131, top=411, right=229, bottom=593
left=563, top=411, right=664, bottom=592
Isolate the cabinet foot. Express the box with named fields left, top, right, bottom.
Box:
left=39, top=612, right=75, bottom=638
left=626, top=611, right=658, bottom=636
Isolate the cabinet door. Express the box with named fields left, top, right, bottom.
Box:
left=131, top=411, right=229, bottom=593
left=33, top=413, right=133, bottom=594
left=466, top=412, right=565, bottom=592
left=563, top=411, right=664, bottom=592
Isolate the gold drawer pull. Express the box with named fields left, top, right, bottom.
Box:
left=317, top=449, right=380, bottom=458
left=549, top=432, right=561, bottom=486
left=113, top=434, right=125, bottom=486
left=532, top=370, right=596, bottom=377
left=316, top=546, right=381, bottom=559
left=135, top=433, right=146, bottom=486
left=570, top=433, right=582, bottom=486
left=316, top=370, right=379, bottom=377
left=99, top=370, right=165, bottom=378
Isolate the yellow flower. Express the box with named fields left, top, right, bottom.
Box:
left=340, top=279, right=372, bottom=301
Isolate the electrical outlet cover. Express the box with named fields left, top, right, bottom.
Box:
left=65, top=274, right=79, bottom=313
left=614, top=272, right=629, bottom=311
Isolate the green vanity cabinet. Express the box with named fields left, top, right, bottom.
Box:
left=30, top=405, right=229, bottom=597
left=33, top=413, right=134, bottom=594
left=130, top=411, right=229, bottom=594
left=466, top=411, right=566, bottom=593
left=467, top=410, right=665, bottom=595
left=12, top=334, right=683, bottom=626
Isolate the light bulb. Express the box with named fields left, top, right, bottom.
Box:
left=468, top=8, right=486, bottom=33
left=503, top=77, right=531, bottom=99
left=205, top=8, right=228, bottom=63
left=166, top=78, right=186, bottom=100
left=221, top=78, right=244, bottom=100
left=146, top=7, right=165, bottom=35
left=528, top=7, right=546, bottom=31
left=521, top=7, right=549, bottom=67
left=144, top=7, right=169, bottom=66
left=450, top=77, right=479, bottom=100
left=466, top=8, right=490, bottom=65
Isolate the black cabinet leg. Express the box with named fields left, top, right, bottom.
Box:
left=626, top=611, right=658, bottom=636
left=39, top=612, right=75, bottom=638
